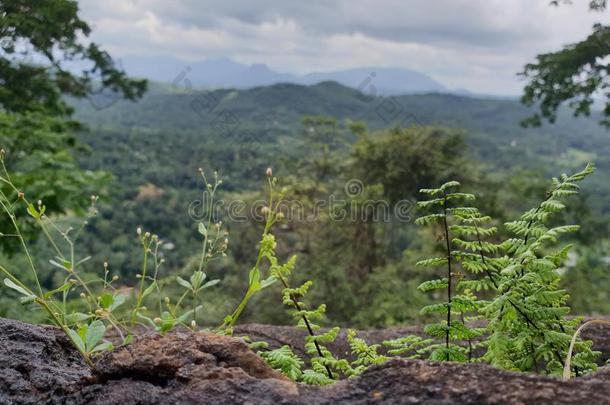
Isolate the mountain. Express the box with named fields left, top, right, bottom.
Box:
left=301, top=67, right=446, bottom=94
left=117, top=56, right=446, bottom=95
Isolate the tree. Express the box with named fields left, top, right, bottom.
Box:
left=0, top=0, right=146, bottom=251
left=0, top=0, right=146, bottom=116
left=521, top=1, right=609, bottom=127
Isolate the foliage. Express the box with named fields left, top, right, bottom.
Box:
left=0, top=160, right=265, bottom=365
left=415, top=182, right=485, bottom=362
left=483, top=163, right=600, bottom=375
left=219, top=169, right=285, bottom=332
left=0, top=0, right=146, bottom=117
left=414, top=164, right=600, bottom=376
left=521, top=1, right=610, bottom=127
left=0, top=0, right=146, bottom=251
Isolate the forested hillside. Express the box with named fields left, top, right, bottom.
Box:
left=38, top=81, right=607, bottom=327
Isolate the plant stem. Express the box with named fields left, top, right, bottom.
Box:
left=278, top=275, right=334, bottom=379
left=131, top=240, right=149, bottom=326
left=37, top=298, right=94, bottom=367
left=442, top=193, right=452, bottom=361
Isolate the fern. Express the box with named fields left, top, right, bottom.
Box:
left=415, top=181, right=483, bottom=362
left=483, top=163, right=600, bottom=375
left=271, top=252, right=342, bottom=380
left=345, top=330, right=388, bottom=375
left=382, top=334, right=434, bottom=358
left=258, top=345, right=304, bottom=381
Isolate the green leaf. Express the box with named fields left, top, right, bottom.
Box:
left=260, top=276, right=277, bottom=289
left=190, top=271, right=206, bottom=290
left=67, top=328, right=86, bottom=353
left=64, top=312, right=92, bottom=324
left=26, top=203, right=40, bottom=219
left=123, top=334, right=134, bottom=345
left=43, top=282, right=72, bottom=299
left=202, top=279, right=220, bottom=288
left=176, top=276, right=192, bottom=290
left=418, top=278, right=449, bottom=292
left=91, top=341, right=114, bottom=354
left=110, top=294, right=126, bottom=311
left=3, top=278, right=35, bottom=298
left=142, top=281, right=157, bottom=298
left=100, top=293, right=114, bottom=309
left=416, top=257, right=448, bottom=267
left=85, top=320, right=106, bottom=352
left=49, top=259, right=71, bottom=271
left=19, top=295, right=36, bottom=304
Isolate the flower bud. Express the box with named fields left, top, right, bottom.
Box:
left=266, top=167, right=273, bottom=177
left=112, top=275, right=119, bottom=281
left=137, top=227, right=142, bottom=236
left=154, top=317, right=162, bottom=324
left=191, top=320, right=197, bottom=329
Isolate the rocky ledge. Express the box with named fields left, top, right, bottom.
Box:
left=1, top=317, right=610, bottom=404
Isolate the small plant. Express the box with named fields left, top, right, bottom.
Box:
left=219, top=168, right=284, bottom=332
left=415, top=182, right=484, bottom=362
left=0, top=156, right=230, bottom=365
left=483, top=163, right=599, bottom=375
left=414, top=164, right=600, bottom=375
left=0, top=150, right=117, bottom=366
left=346, top=330, right=388, bottom=375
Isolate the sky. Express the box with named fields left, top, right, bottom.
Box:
left=78, top=0, right=610, bottom=95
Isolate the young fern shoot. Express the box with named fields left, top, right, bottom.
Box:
left=416, top=181, right=481, bottom=362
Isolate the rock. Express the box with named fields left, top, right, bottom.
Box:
left=0, top=317, right=90, bottom=404
left=2, top=317, right=610, bottom=404
left=313, top=359, right=610, bottom=404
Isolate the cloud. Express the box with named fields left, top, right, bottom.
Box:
left=78, top=0, right=606, bottom=94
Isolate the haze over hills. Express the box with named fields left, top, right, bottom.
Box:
left=117, top=56, right=447, bottom=95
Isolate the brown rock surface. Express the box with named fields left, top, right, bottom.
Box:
left=0, top=317, right=90, bottom=404
left=2, top=317, right=610, bottom=404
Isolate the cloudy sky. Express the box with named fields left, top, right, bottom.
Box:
left=78, top=0, right=609, bottom=95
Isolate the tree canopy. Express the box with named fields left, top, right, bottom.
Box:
left=0, top=0, right=146, bottom=117
left=0, top=0, right=147, bottom=252
left=521, top=1, right=610, bottom=127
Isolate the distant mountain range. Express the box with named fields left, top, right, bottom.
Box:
left=117, top=56, right=448, bottom=95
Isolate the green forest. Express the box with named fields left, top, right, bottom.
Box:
left=2, top=0, right=610, bottom=397
left=5, top=81, right=606, bottom=327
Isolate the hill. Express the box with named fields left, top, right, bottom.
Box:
left=117, top=56, right=447, bottom=94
